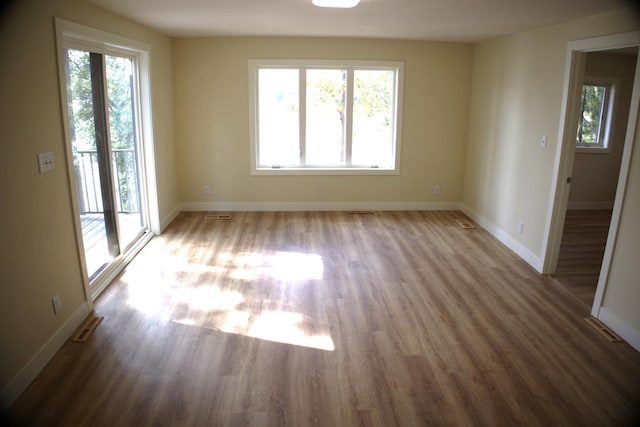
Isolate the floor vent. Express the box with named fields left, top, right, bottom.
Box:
left=456, top=218, right=476, bottom=229
left=347, top=211, right=375, bottom=215
left=584, top=317, right=623, bottom=343
left=73, top=315, right=103, bottom=343
left=205, top=214, right=233, bottom=220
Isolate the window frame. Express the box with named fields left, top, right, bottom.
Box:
left=248, top=59, right=404, bottom=175
left=575, top=77, right=617, bottom=154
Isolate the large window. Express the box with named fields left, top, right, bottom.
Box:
left=249, top=60, right=403, bottom=174
left=576, top=78, right=616, bottom=152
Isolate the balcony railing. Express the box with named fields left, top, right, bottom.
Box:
left=73, top=148, right=140, bottom=215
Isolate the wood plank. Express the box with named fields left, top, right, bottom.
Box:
left=553, top=209, right=612, bottom=308
left=7, top=211, right=640, bottom=426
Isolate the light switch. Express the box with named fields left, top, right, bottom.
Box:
left=540, top=135, right=547, bottom=149
left=38, top=152, right=54, bottom=173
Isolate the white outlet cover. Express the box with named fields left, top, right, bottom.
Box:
left=52, top=294, right=62, bottom=315
left=38, top=152, right=54, bottom=173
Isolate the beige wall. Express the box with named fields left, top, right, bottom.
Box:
left=172, top=37, right=472, bottom=206
left=0, top=0, right=177, bottom=406
left=569, top=51, right=637, bottom=208
left=462, top=8, right=640, bottom=260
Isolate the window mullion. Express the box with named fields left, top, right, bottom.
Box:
left=345, top=69, right=354, bottom=166
left=299, top=68, right=306, bottom=167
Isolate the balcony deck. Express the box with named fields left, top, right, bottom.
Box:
left=80, top=213, right=144, bottom=278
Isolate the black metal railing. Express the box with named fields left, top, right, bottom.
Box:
left=74, top=148, right=140, bottom=215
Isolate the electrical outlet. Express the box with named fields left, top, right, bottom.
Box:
left=433, top=185, right=441, bottom=195
left=38, top=152, right=54, bottom=173
left=203, top=185, right=210, bottom=196
left=51, top=295, right=62, bottom=315
left=517, top=221, right=524, bottom=235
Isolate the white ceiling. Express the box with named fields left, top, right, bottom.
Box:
left=86, top=0, right=631, bottom=42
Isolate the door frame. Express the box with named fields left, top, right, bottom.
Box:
left=542, top=31, right=640, bottom=317
left=54, top=18, right=161, bottom=303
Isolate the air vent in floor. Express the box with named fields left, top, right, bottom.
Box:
left=73, top=315, right=103, bottom=343
left=205, top=214, right=233, bottom=220
left=456, top=218, right=476, bottom=229
left=584, top=317, right=623, bottom=343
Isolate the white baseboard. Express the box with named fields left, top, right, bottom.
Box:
left=598, top=307, right=640, bottom=352
left=460, top=204, right=543, bottom=272
left=160, top=204, right=182, bottom=232
left=1, top=302, right=91, bottom=411
left=567, top=200, right=614, bottom=210
left=179, top=200, right=461, bottom=212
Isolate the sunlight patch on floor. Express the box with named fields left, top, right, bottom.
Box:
left=224, top=251, right=324, bottom=281
left=246, top=310, right=335, bottom=351
left=124, top=248, right=333, bottom=351
left=174, top=286, right=244, bottom=312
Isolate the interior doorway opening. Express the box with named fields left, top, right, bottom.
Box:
left=543, top=31, right=640, bottom=320
left=553, top=47, right=638, bottom=309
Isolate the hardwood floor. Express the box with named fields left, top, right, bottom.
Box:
left=553, top=210, right=612, bottom=308
left=5, top=211, right=640, bottom=426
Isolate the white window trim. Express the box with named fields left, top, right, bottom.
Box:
left=576, top=76, right=618, bottom=154
left=248, top=59, right=404, bottom=175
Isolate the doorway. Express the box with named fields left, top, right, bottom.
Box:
left=553, top=48, right=638, bottom=308
left=56, top=19, right=158, bottom=301
left=543, top=31, right=640, bottom=318
left=64, top=48, right=149, bottom=295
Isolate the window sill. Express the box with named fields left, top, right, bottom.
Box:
left=576, top=146, right=612, bottom=154
left=251, top=167, right=400, bottom=176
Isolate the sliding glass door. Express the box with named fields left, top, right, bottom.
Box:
left=64, top=47, right=148, bottom=283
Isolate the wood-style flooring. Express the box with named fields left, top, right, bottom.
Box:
left=5, top=211, right=640, bottom=426
left=553, top=210, right=612, bottom=308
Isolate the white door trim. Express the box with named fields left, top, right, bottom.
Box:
left=541, top=31, right=640, bottom=318
left=54, top=18, right=160, bottom=302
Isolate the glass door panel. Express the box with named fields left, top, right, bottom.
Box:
left=64, top=48, right=148, bottom=283
left=65, top=49, right=114, bottom=278
left=105, top=55, right=145, bottom=251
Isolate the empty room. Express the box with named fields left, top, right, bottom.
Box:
left=1, top=0, right=640, bottom=425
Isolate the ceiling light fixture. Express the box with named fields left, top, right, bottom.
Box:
left=312, top=0, right=360, bottom=8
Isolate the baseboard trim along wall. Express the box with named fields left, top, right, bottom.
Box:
left=598, top=307, right=640, bottom=352
left=1, top=302, right=91, bottom=411
left=179, top=201, right=462, bottom=212
left=460, top=204, right=543, bottom=272
left=160, top=204, right=183, bottom=232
